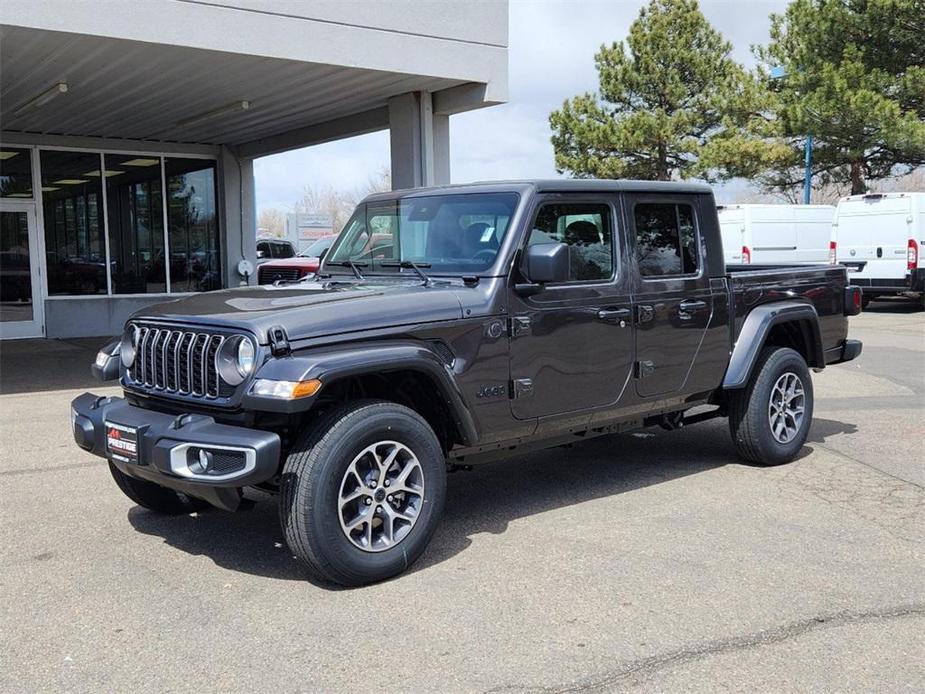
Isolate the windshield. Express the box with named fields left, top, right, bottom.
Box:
left=301, top=237, right=334, bottom=257
left=325, top=192, right=519, bottom=274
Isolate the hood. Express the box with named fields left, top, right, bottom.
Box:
left=130, top=278, right=465, bottom=343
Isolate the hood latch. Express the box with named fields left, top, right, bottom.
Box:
left=268, top=325, right=291, bottom=357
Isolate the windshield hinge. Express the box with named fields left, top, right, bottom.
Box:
left=509, top=316, right=531, bottom=338
left=268, top=325, right=291, bottom=357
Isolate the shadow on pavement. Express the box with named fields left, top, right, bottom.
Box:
left=0, top=337, right=105, bottom=395
left=806, top=416, right=858, bottom=443
left=125, top=417, right=855, bottom=586
left=863, top=297, right=922, bottom=314
left=128, top=427, right=735, bottom=584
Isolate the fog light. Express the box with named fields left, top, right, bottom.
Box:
left=250, top=378, right=322, bottom=399
left=95, top=350, right=111, bottom=368
left=188, top=448, right=213, bottom=474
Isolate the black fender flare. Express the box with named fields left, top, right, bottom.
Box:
left=722, top=301, right=823, bottom=389
left=243, top=340, right=479, bottom=445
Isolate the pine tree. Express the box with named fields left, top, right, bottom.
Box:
left=549, top=0, right=750, bottom=181
left=752, top=0, right=925, bottom=194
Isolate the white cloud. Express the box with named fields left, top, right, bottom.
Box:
left=254, top=0, right=789, bottom=211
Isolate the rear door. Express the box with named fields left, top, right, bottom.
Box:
left=794, top=206, right=835, bottom=264
left=751, top=207, right=798, bottom=265
left=626, top=194, right=714, bottom=398
left=835, top=196, right=911, bottom=283
left=508, top=195, right=634, bottom=420
left=717, top=208, right=746, bottom=264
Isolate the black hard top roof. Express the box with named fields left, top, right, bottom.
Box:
left=364, top=179, right=713, bottom=203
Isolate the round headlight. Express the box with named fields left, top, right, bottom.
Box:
left=236, top=338, right=255, bottom=378
left=120, top=324, right=139, bottom=368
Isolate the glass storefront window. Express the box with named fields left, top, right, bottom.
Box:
left=105, top=154, right=167, bottom=293
left=165, top=158, right=220, bottom=292
left=28, top=149, right=221, bottom=299
left=40, top=150, right=107, bottom=295
left=0, top=147, right=34, bottom=199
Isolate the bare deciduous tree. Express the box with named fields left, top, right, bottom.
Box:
left=294, top=167, right=392, bottom=233
left=257, top=208, right=286, bottom=238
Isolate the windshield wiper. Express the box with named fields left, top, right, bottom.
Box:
left=325, top=260, right=367, bottom=280
left=380, top=260, right=433, bottom=286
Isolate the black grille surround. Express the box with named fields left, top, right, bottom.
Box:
left=258, top=266, right=302, bottom=285
left=126, top=324, right=247, bottom=401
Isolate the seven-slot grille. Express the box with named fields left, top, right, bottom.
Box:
left=258, top=266, right=301, bottom=285
left=128, top=326, right=236, bottom=398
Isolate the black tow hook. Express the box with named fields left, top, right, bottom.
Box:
left=171, top=413, right=195, bottom=430
left=659, top=412, right=685, bottom=431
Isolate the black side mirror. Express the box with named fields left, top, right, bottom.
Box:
left=524, top=242, right=570, bottom=284
left=256, top=249, right=266, bottom=259
left=318, top=247, right=329, bottom=260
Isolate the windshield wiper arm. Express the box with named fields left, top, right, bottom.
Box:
left=380, top=260, right=433, bottom=286
left=325, top=260, right=367, bottom=280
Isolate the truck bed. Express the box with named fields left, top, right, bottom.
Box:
left=724, top=262, right=852, bottom=355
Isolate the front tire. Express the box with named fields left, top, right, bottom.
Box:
left=108, top=462, right=210, bottom=514
left=280, top=401, right=446, bottom=586
left=728, top=347, right=814, bottom=465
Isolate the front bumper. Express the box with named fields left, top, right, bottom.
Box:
left=824, top=339, right=863, bottom=365
left=71, top=392, right=281, bottom=510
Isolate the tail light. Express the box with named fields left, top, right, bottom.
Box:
left=908, top=239, right=918, bottom=270
left=741, top=246, right=751, bottom=264
left=829, top=241, right=837, bottom=264
left=845, top=285, right=862, bottom=316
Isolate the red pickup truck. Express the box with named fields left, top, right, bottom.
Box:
left=257, top=236, right=335, bottom=285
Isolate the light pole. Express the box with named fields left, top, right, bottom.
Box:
left=770, top=65, right=813, bottom=204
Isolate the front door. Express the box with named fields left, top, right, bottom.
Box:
left=509, top=196, right=634, bottom=420
left=0, top=203, right=44, bottom=338
left=626, top=195, right=713, bottom=397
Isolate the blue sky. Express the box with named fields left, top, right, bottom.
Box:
left=254, top=0, right=789, bottom=212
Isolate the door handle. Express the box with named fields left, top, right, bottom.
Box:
left=597, top=308, right=632, bottom=323
left=678, top=299, right=707, bottom=313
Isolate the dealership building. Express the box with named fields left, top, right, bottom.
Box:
left=0, top=0, right=508, bottom=338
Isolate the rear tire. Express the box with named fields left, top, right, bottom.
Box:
left=108, top=462, right=210, bottom=514
left=728, top=347, right=814, bottom=466
left=280, top=401, right=446, bottom=587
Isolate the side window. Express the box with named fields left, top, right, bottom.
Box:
left=257, top=241, right=269, bottom=258
left=528, top=203, right=614, bottom=282
left=274, top=242, right=295, bottom=259
left=634, top=203, right=699, bottom=277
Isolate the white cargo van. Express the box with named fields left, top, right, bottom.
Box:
left=717, top=204, right=835, bottom=265
left=830, top=192, right=925, bottom=308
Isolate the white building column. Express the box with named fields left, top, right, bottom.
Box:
left=218, top=145, right=257, bottom=287
left=388, top=92, right=450, bottom=190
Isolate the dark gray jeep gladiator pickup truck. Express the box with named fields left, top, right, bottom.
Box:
left=73, top=180, right=862, bottom=586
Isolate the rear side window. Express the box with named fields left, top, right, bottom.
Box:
left=634, top=203, right=699, bottom=277
left=528, top=203, right=614, bottom=282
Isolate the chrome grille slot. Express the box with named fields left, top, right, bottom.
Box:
left=127, top=324, right=244, bottom=400
left=191, top=334, right=208, bottom=396
left=154, top=329, right=168, bottom=389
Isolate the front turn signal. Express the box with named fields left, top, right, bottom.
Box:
left=250, top=378, right=322, bottom=399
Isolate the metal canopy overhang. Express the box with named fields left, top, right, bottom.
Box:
left=0, top=26, right=465, bottom=148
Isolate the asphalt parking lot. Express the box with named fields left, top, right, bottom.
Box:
left=1, top=300, right=922, bottom=692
